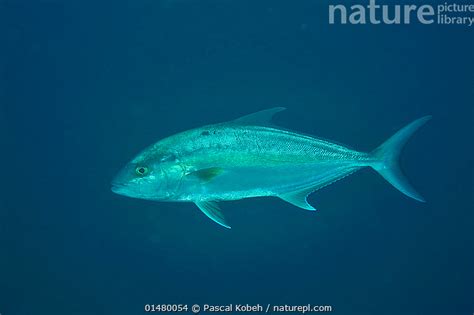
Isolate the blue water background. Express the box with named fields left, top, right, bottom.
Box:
left=1, top=0, right=473, bottom=314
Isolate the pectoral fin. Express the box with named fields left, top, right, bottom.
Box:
left=187, top=167, right=223, bottom=182
left=278, top=188, right=317, bottom=211
left=195, top=201, right=231, bottom=229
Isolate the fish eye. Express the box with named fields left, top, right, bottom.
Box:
left=135, top=166, right=149, bottom=176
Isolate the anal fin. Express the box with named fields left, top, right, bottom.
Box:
left=195, top=201, right=231, bottom=229
left=278, top=166, right=361, bottom=211
left=278, top=187, right=317, bottom=211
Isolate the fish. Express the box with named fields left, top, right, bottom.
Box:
left=111, top=108, right=431, bottom=229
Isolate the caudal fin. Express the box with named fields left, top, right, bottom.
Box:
left=370, top=116, right=431, bottom=202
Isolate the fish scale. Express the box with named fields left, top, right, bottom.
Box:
left=178, top=125, right=366, bottom=168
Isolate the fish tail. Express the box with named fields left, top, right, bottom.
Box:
left=369, top=116, right=431, bottom=202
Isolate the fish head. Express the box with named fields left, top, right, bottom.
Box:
left=111, top=149, right=183, bottom=200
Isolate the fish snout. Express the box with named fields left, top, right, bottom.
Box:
left=111, top=165, right=134, bottom=194
left=111, top=178, right=128, bottom=195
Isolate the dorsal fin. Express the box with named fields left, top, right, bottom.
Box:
left=233, top=107, right=286, bottom=127
left=278, top=187, right=317, bottom=211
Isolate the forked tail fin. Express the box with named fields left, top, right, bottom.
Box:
left=370, top=116, right=431, bottom=202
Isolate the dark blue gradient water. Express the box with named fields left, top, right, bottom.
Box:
left=1, top=1, right=472, bottom=314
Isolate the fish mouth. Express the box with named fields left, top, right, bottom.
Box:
left=111, top=182, right=127, bottom=195
left=111, top=170, right=128, bottom=193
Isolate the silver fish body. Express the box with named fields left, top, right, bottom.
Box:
left=161, top=125, right=367, bottom=200
left=112, top=108, right=430, bottom=228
